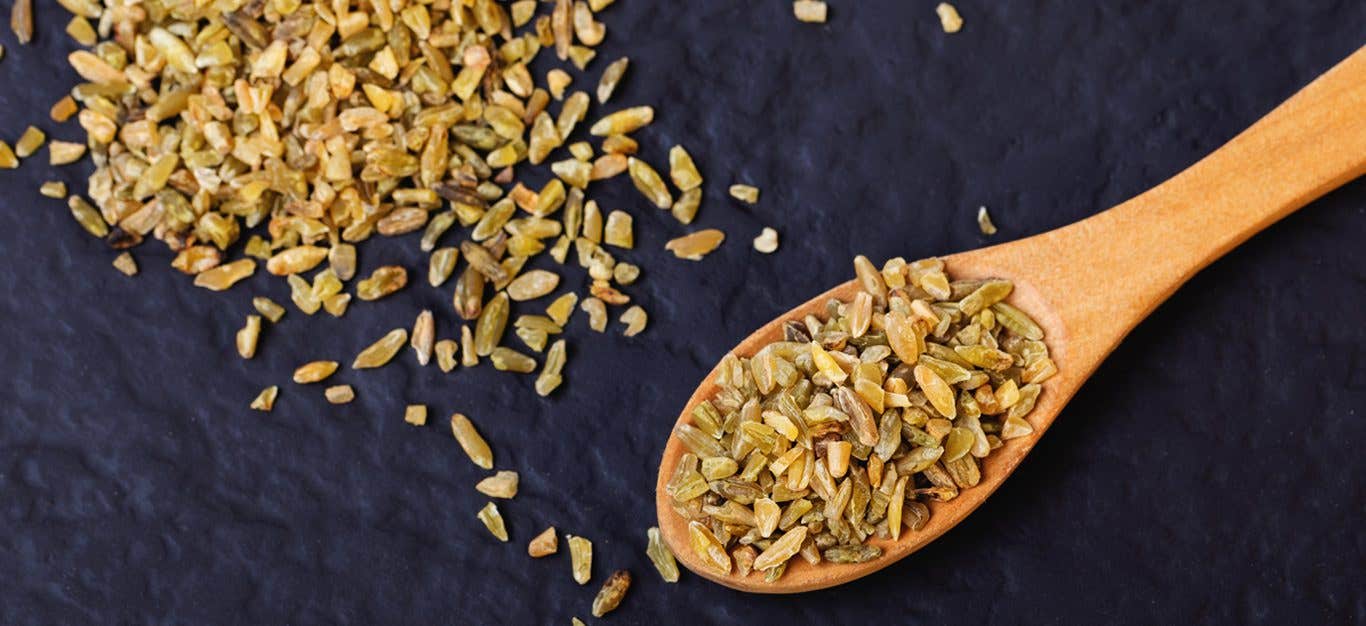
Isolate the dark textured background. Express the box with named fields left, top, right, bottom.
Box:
left=1, top=1, right=1363, bottom=624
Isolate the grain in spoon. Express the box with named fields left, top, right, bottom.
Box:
left=655, top=45, right=1366, bottom=593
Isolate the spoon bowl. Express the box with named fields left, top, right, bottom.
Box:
left=655, top=44, right=1366, bottom=593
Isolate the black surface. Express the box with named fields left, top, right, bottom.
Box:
left=1, top=1, right=1364, bottom=624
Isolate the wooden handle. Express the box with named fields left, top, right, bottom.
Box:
left=980, top=44, right=1366, bottom=375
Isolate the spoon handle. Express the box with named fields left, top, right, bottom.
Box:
left=990, top=44, right=1366, bottom=373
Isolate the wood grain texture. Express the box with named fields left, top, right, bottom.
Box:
left=656, top=44, right=1366, bottom=594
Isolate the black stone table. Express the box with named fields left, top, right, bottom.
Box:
left=0, top=1, right=1362, bottom=623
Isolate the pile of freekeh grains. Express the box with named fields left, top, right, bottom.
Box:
left=5, top=0, right=759, bottom=618
left=27, top=0, right=754, bottom=393
left=2, top=0, right=1010, bottom=613
left=665, top=255, right=1056, bottom=580
left=5, top=0, right=781, bottom=437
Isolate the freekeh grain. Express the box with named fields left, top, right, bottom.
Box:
left=36, top=0, right=728, bottom=406
left=665, top=256, right=1054, bottom=579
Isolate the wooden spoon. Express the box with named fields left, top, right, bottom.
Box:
left=655, top=45, right=1366, bottom=593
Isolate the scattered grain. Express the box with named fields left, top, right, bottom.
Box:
left=568, top=535, right=593, bottom=584
left=39, top=181, right=66, bottom=198
left=325, top=385, right=356, bottom=404
left=729, top=184, right=760, bottom=204
left=250, top=386, right=279, bottom=412
left=619, top=306, right=648, bottom=337
left=411, top=310, right=435, bottom=366
left=507, top=270, right=561, bottom=301
left=477, top=502, right=509, bottom=542
left=547, top=69, right=573, bottom=99
left=547, top=293, right=579, bottom=326
left=0, top=142, right=16, bottom=169
left=47, top=141, right=85, bottom=165
left=529, top=527, right=559, bottom=557
left=11, top=0, right=32, bottom=44
left=49, top=97, right=77, bottom=123
left=236, top=315, right=262, bottom=359
left=601, top=134, right=638, bottom=155
left=253, top=297, right=286, bottom=323
left=591, top=106, right=654, bottom=136
left=671, top=188, right=702, bottom=224
left=450, top=413, right=494, bottom=469
left=461, top=325, right=479, bottom=367
left=353, top=329, right=408, bottom=369
left=580, top=297, right=608, bottom=332
left=536, top=339, right=567, bottom=396
left=645, top=527, right=680, bottom=583
left=293, top=361, right=339, bottom=384
left=66, top=16, right=97, bottom=46
left=266, top=246, right=328, bottom=276
left=665, top=230, right=725, bottom=260
left=793, top=0, right=828, bottom=23
left=323, top=294, right=351, bottom=317
left=597, top=57, right=629, bottom=103
left=476, top=471, right=519, bottom=498
left=15, top=126, right=44, bottom=158
left=173, top=247, right=221, bottom=275
left=604, top=210, right=634, bottom=248
left=429, top=247, right=459, bottom=287
left=937, top=2, right=964, bottom=32
left=753, top=227, right=780, bottom=253
left=112, top=252, right=138, bottom=276
left=627, top=157, right=673, bottom=209
left=356, top=266, right=408, bottom=301
left=977, top=206, right=998, bottom=235
left=403, top=404, right=429, bottom=427
left=491, top=347, right=538, bottom=373
left=613, top=262, right=641, bottom=285
left=668, top=146, right=704, bottom=191
left=591, top=570, right=631, bottom=617
left=193, top=259, right=255, bottom=291
left=329, top=244, right=357, bottom=281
